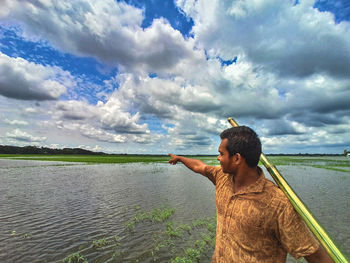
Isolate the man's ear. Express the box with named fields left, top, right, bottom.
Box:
left=235, top=153, right=243, bottom=164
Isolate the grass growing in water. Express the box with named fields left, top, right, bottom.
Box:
left=125, top=206, right=175, bottom=231
left=0, top=154, right=171, bottom=164
left=92, top=237, right=108, bottom=249
left=62, top=205, right=216, bottom=263
left=0, top=154, right=219, bottom=164
left=63, top=252, right=88, bottom=263
left=92, top=235, right=121, bottom=250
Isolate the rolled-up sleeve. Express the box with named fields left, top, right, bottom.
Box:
left=277, top=201, right=320, bottom=259
left=203, top=165, right=221, bottom=186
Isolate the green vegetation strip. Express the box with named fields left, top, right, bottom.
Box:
left=266, top=156, right=350, bottom=173
left=311, top=165, right=350, bottom=173
left=1, top=154, right=349, bottom=169
left=267, top=156, right=350, bottom=166
left=0, top=154, right=219, bottom=164
left=0, top=154, right=170, bottom=163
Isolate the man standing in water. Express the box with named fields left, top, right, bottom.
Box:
left=169, top=126, right=333, bottom=263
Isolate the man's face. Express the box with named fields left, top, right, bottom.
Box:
left=217, top=138, right=235, bottom=174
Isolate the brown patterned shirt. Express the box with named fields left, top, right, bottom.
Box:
left=204, top=165, right=319, bottom=263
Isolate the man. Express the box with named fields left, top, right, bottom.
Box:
left=169, top=126, right=333, bottom=263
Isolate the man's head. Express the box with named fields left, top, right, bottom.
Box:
left=219, top=126, right=261, bottom=168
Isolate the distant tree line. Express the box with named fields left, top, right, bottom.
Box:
left=267, top=153, right=343, bottom=156
left=0, top=145, right=105, bottom=155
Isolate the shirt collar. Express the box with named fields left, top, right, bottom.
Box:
left=233, top=166, right=266, bottom=196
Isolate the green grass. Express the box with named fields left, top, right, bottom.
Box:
left=125, top=206, right=176, bottom=231
left=92, top=237, right=108, bottom=249
left=1, top=154, right=349, bottom=173
left=63, top=252, right=88, bottom=263
left=267, top=156, right=350, bottom=173
left=0, top=154, right=218, bottom=164
left=267, top=156, right=350, bottom=166
left=311, top=165, right=350, bottom=173
left=0, top=154, right=171, bottom=164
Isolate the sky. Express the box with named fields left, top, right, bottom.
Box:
left=0, top=0, right=350, bottom=155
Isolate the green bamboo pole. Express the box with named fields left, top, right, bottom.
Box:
left=228, top=117, right=349, bottom=263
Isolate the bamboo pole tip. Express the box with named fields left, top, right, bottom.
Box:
left=227, top=117, right=239, bottom=127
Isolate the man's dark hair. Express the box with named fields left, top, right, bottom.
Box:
left=220, top=126, right=261, bottom=167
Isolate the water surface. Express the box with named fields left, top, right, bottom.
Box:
left=0, top=159, right=349, bottom=262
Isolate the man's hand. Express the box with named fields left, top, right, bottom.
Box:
left=168, top=154, right=207, bottom=174
left=168, top=153, right=180, bottom=165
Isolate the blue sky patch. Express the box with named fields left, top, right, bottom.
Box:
left=314, top=0, right=350, bottom=23
left=120, top=0, right=194, bottom=36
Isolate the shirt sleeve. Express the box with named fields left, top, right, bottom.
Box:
left=203, top=165, right=221, bottom=186
left=276, top=200, right=320, bottom=259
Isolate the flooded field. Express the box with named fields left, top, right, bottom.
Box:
left=0, top=156, right=349, bottom=262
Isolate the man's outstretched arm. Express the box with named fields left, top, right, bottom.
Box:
left=168, top=154, right=208, bottom=175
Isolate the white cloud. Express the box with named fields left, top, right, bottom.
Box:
left=78, top=124, right=127, bottom=143
left=99, top=98, right=149, bottom=134
left=53, top=99, right=150, bottom=135
left=77, top=144, right=102, bottom=152
left=23, top=107, right=41, bottom=114
left=111, top=58, right=284, bottom=122
left=177, top=0, right=350, bottom=78
left=4, top=119, right=29, bottom=126
left=55, top=100, right=97, bottom=120
left=0, top=52, right=71, bottom=100
left=6, top=129, right=46, bottom=142
left=0, top=0, right=204, bottom=75
left=284, top=74, right=350, bottom=116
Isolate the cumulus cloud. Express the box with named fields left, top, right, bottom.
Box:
left=261, top=123, right=350, bottom=153
left=3, top=118, right=29, bottom=126
left=0, top=52, right=71, bottom=100
left=53, top=99, right=149, bottom=134
left=74, top=123, right=127, bottom=143
left=55, top=100, right=97, bottom=121
left=77, top=144, right=102, bottom=152
left=48, top=99, right=158, bottom=146
left=110, top=73, right=220, bottom=119
left=6, top=129, right=46, bottom=142
left=161, top=111, right=228, bottom=152
left=53, top=118, right=161, bottom=145
left=171, top=0, right=350, bottom=152
left=177, top=0, right=350, bottom=78
left=262, top=119, right=308, bottom=136
left=24, top=107, right=41, bottom=114
left=284, top=74, right=350, bottom=114
left=0, top=0, right=204, bottom=74
left=1, top=0, right=349, bottom=153
left=109, top=58, right=286, bottom=126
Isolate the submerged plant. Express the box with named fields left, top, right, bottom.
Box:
left=23, top=233, right=32, bottom=239
left=114, top=235, right=120, bottom=244
left=92, top=237, right=108, bottom=248
left=125, top=220, right=135, bottom=231
left=149, top=212, right=216, bottom=262
left=62, top=205, right=216, bottom=262
left=63, top=252, right=88, bottom=263
left=126, top=206, right=176, bottom=232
